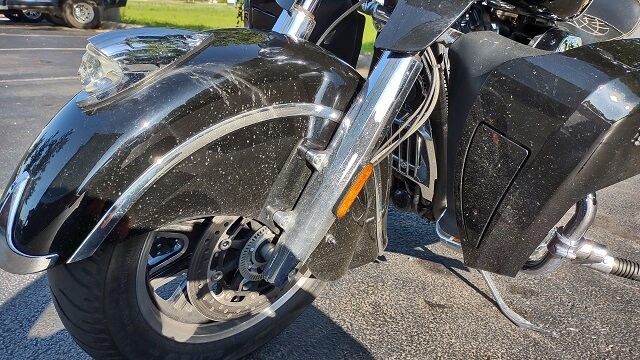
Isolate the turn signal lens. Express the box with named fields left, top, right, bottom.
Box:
left=78, top=44, right=124, bottom=98
left=76, top=29, right=210, bottom=108
left=336, top=164, right=374, bottom=218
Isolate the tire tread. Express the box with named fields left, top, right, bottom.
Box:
left=49, top=248, right=123, bottom=359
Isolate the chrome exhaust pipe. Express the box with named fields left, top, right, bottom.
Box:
left=522, top=193, right=598, bottom=275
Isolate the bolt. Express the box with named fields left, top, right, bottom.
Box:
left=219, top=240, right=231, bottom=250
left=325, top=234, right=337, bottom=245
left=288, top=269, right=298, bottom=279
left=211, top=271, right=224, bottom=282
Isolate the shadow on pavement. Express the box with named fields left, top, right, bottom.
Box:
left=0, top=273, right=373, bottom=359
left=383, top=208, right=497, bottom=306
left=0, top=274, right=88, bottom=358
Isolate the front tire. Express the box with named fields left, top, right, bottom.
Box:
left=48, top=216, right=324, bottom=359
left=62, top=0, right=100, bottom=29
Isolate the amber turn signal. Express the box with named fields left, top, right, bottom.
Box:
left=336, top=163, right=374, bottom=218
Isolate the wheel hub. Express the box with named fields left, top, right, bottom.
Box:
left=73, top=3, right=94, bottom=24
left=186, top=218, right=282, bottom=321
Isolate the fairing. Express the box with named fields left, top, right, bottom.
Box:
left=0, top=28, right=385, bottom=279
left=452, top=37, right=640, bottom=275
left=375, top=0, right=473, bottom=53
left=487, top=0, right=590, bottom=20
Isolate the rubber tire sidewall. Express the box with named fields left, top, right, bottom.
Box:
left=62, top=0, right=100, bottom=29
left=43, top=13, right=69, bottom=26
left=49, top=232, right=325, bottom=359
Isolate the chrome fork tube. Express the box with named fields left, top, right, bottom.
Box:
left=272, top=0, right=322, bottom=39
left=264, top=52, right=423, bottom=287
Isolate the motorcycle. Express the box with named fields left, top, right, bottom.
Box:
left=1, top=0, right=639, bottom=358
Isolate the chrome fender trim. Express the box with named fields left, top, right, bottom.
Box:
left=67, top=103, right=343, bottom=263
left=0, top=172, right=59, bottom=274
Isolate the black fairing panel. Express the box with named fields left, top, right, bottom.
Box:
left=374, top=0, right=473, bottom=53
left=454, top=38, right=640, bottom=276
left=493, top=0, right=590, bottom=20
left=3, top=29, right=368, bottom=273
left=563, top=0, right=640, bottom=45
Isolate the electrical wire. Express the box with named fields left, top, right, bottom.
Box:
left=316, top=0, right=368, bottom=46
left=370, top=48, right=441, bottom=164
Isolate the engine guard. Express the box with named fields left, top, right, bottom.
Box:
left=0, top=28, right=388, bottom=281
left=451, top=37, right=640, bottom=276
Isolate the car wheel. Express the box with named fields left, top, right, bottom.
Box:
left=17, top=10, right=45, bottom=22
left=62, top=0, right=100, bottom=29
left=43, top=13, right=68, bottom=26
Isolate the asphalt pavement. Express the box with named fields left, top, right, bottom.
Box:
left=1, top=19, right=640, bottom=360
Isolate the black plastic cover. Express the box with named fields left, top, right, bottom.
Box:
left=452, top=36, right=640, bottom=276
left=461, top=124, right=529, bottom=248
left=374, top=0, right=473, bottom=53
left=563, top=0, right=640, bottom=45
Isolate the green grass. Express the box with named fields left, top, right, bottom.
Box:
left=121, top=0, right=240, bottom=30
left=120, top=0, right=375, bottom=54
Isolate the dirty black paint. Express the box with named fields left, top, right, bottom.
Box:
left=454, top=38, right=640, bottom=276
left=1, top=28, right=364, bottom=263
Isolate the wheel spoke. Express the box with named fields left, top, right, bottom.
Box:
left=229, top=239, right=246, bottom=250
left=149, top=256, right=190, bottom=283
left=149, top=269, right=187, bottom=290
left=221, top=260, right=238, bottom=274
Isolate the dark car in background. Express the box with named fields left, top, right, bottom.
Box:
left=0, top=0, right=126, bottom=28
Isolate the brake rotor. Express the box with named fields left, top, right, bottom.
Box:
left=186, top=217, right=281, bottom=321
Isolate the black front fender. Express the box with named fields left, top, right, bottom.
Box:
left=0, top=28, right=373, bottom=275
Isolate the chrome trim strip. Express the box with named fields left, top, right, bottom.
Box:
left=0, top=172, right=59, bottom=274
left=68, top=103, right=343, bottom=263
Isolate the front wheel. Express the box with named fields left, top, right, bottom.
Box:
left=48, top=216, right=325, bottom=359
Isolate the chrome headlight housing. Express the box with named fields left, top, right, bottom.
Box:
left=77, top=28, right=211, bottom=108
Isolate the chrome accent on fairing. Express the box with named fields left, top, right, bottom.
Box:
left=263, top=52, right=423, bottom=286
left=531, top=27, right=583, bottom=52
left=0, top=172, right=59, bottom=274
left=392, top=124, right=438, bottom=201
left=272, top=0, right=321, bottom=38
left=67, top=103, right=343, bottom=263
